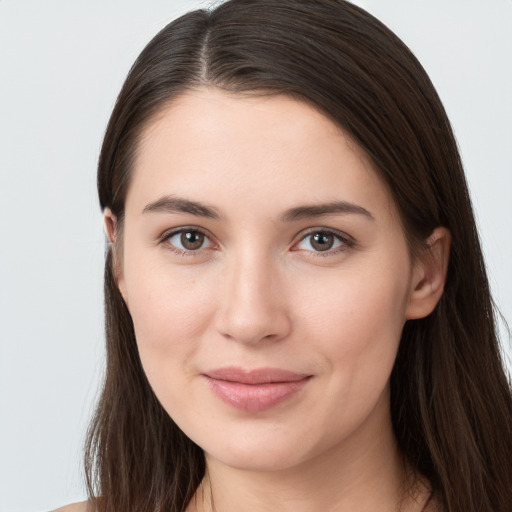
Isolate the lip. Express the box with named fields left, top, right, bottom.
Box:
left=203, top=367, right=312, bottom=412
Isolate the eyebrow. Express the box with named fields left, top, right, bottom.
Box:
left=142, top=195, right=221, bottom=219
left=281, top=201, right=375, bottom=222
left=142, top=195, right=374, bottom=222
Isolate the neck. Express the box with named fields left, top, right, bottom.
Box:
left=188, top=391, right=430, bottom=512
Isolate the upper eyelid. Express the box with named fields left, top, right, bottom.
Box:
left=159, top=226, right=217, bottom=250
left=159, top=228, right=217, bottom=258
left=296, top=227, right=353, bottom=243
left=292, top=228, right=355, bottom=256
left=160, top=225, right=212, bottom=240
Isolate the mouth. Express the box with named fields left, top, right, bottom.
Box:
left=202, top=367, right=312, bottom=412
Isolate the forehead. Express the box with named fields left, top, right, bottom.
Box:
left=127, top=88, right=396, bottom=221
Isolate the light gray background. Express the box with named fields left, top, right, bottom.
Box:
left=0, top=1, right=510, bottom=511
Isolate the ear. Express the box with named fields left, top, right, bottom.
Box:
left=104, top=208, right=117, bottom=244
left=406, top=227, right=451, bottom=320
left=103, top=208, right=128, bottom=304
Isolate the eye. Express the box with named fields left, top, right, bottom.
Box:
left=294, top=230, right=351, bottom=253
left=165, top=229, right=213, bottom=252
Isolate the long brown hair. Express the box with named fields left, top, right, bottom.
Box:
left=86, top=1, right=512, bottom=511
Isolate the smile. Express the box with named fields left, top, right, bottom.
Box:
left=203, top=367, right=312, bottom=412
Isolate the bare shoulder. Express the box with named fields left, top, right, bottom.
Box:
left=52, top=500, right=91, bottom=512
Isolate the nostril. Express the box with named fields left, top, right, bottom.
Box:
left=215, top=306, right=291, bottom=346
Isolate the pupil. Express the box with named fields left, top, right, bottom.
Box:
left=311, top=233, right=333, bottom=251
left=181, top=231, right=204, bottom=250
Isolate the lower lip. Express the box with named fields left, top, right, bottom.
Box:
left=204, top=376, right=311, bottom=412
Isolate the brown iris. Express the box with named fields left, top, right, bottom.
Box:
left=180, top=231, right=205, bottom=250
left=310, top=232, right=335, bottom=251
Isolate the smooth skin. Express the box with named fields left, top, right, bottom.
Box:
left=58, top=88, right=449, bottom=512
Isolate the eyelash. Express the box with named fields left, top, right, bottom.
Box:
left=159, top=227, right=215, bottom=257
left=293, top=228, right=355, bottom=257
left=159, top=227, right=354, bottom=257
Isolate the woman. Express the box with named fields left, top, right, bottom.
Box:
left=56, top=0, right=512, bottom=511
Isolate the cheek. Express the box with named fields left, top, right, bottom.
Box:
left=298, top=260, right=410, bottom=385
left=288, top=264, right=410, bottom=447
left=122, top=257, right=217, bottom=381
left=305, top=259, right=408, bottom=325
left=126, top=274, right=218, bottom=422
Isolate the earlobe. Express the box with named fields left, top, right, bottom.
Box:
left=406, top=227, right=451, bottom=320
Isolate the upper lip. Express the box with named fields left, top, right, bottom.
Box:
left=204, top=367, right=310, bottom=384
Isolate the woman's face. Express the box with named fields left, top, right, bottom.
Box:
left=115, top=88, right=426, bottom=472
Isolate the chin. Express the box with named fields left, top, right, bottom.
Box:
left=199, top=427, right=325, bottom=473
left=206, top=445, right=308, bottom=473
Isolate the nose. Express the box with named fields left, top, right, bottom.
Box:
left=214, top=251, right=292, bottom=345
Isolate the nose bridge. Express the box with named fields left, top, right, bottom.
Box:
left=216, top=245, right=290, bottom=344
